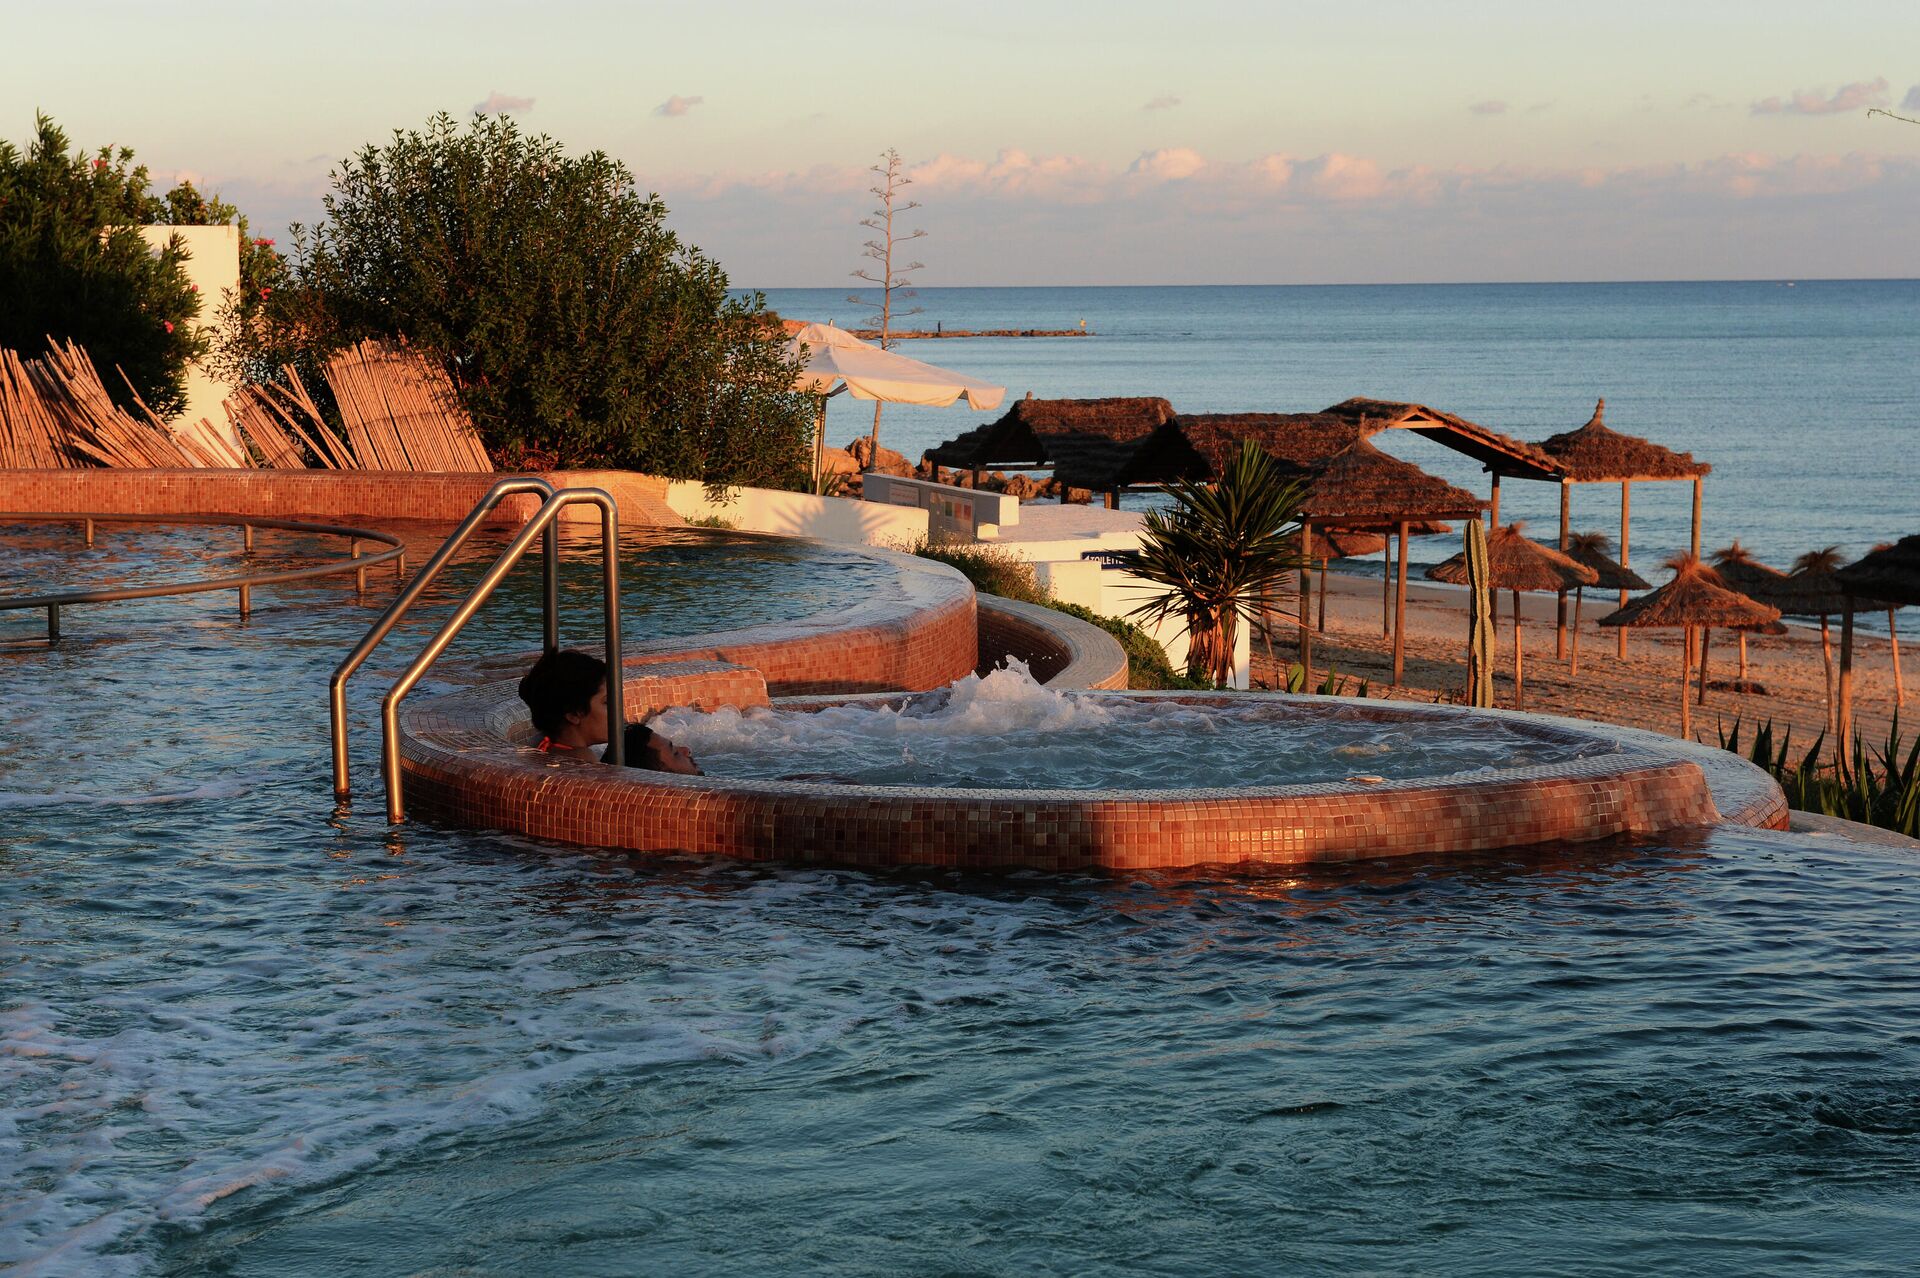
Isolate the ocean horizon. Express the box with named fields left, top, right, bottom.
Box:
left=754, top=280, right=1920, bottom=623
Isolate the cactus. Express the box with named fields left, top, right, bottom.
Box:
left=1465, top=520, right=1495, bottom=707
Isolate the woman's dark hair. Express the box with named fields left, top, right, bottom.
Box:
left=517, top=648, right=607, bottom=737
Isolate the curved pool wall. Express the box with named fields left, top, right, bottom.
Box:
left=399, top=662, right=1787, bottom=869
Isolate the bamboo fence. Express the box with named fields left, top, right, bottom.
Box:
left=1, top=338, right=491, bottom=473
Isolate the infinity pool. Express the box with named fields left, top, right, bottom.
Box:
left=3, top=526, right=1918, bottom=1275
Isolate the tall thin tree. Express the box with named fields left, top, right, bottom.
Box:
left=847, top=149, right=924, bottom=460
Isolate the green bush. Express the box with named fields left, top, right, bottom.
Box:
left=0, top=114, right=207, bottom=416
left=1717, top=717, right=1919, bottom=837
left=911, top=540, right=1208, bottom=690
left=215, top=113, right=814, bottom=487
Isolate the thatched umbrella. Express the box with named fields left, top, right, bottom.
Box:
left=1741, top=547, right=1854, bottom=735
left=1599, top=555, right=1781, bottom=739
left=1534, top=399, right=1712, bottom=659
left=1427, top=522, right=1598, bottom=708
left=1563, top=530, right=1648, bottom=677
left=1708, top=540, right=1789, bottom=682
left=1834, top=535, right=1920, bottom=753
left=1303, top=527, right=1388, bottom=633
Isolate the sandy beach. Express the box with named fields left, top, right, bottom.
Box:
left=1253, top=569, right=1909, bottom=758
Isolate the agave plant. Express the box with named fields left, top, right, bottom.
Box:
left=1717, top=714, right=1920, bottom=837
left=1114, top=440, right=1309, bottom=689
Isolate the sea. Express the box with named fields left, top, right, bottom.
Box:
left=754, top=281, right=1920, bottom=620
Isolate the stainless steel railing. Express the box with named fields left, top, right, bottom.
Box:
left=328, top=476, right=560, bottom=797
left=378, top=487, right=622, bottom=824
left=0, top=512, right=407, bottom=644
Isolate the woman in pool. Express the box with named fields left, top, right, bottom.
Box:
left=516, top=648, right=702, bottom=774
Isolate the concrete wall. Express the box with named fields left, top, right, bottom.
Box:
left=139, top=225, right=239, bottom=449
left=861, top=473, right=1020, bottom=541
left=668, top=480, right=928, bottom=546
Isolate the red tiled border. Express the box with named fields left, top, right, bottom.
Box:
left=399, top=682, right=1783, bottom=871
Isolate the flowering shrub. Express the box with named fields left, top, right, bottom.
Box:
left=0, top=114, right=207, bottom=415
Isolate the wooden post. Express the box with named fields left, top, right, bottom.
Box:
left=84, top=518, right=94, bottom=547
left=1690, top=476, right=1703, bottom=560
left=243, top=523, right=255, bottom=554
left=1317, top=558, right=1328, bottom=632
left=1819, top=614, right=1836, bottom=737
left=1392, top=520, right=1409, bottom=687
left=1680, top=626, right=1693, bottom=739
left=1698, top=627, right=1712, bottom=704
left=1556, top=480, right=1571, bottom=659
left=1104, top=490, right=1119, bottom=510
left=812, top=401, right=827, bottom=488
left=1570, top=588, right=1583, bottom=678
left=46, top=604, right=60, bottom=644
left=1738, top=632, right=1749, bottom=681
left=1891, top=608, right=1905, bottom=707
left=1617, top=481, right=1632, bottom=659
left=1488, top=472, right=1501, bottom=528
left=1382, top=537, right=1393, bottom=637
left=1838, top=604, right=1856, bottom=770
left=1298, top=520, right=1313, bottom=686
left=1512, top=589, right=1525, bottom=709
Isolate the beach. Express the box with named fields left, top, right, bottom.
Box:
left=1256, top=568, right=1907, bottom=754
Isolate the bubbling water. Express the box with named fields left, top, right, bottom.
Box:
left=651, top=663, right=1618, bottom=791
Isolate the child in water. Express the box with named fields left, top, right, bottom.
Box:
left=516, top=648, right=702, bottom=774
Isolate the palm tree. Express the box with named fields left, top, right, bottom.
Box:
left=1115, top=440, right=1309, bottom=689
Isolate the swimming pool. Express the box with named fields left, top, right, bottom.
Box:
left=4, top=522, right=1919, bottom=1274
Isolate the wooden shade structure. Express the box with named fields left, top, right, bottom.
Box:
left=1834, top=535, right=1920, bottom=756
left=1292, top=437, right=1486, bottom=688
left=1599, top=556, right=1779, bottom=739
left=1535, top=399, right=1711, bottom=660
left=1426, top=522, right=1598, bottom=708
left=1562, top=531, right=1648, bottom=677
left=924, top=396, right=1172, bottom=503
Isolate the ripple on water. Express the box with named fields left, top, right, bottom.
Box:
left=4, top=530, right=1920, bottom=1275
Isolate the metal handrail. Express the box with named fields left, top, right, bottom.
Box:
left=0, top=512, right=407, bottom=644
left=328, top=476, right=559, bottom=797
left=380, top=487, right=622, bottom=824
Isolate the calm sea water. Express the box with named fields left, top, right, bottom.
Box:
left=756, top=282, right=1920, bottom=580
left=5, top=525, right=1920, bottom=1274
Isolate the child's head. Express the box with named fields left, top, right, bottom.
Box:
left=517, top=649, right=608, bottom=741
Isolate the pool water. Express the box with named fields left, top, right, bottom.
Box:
left=4, top=527, right=1920, bottom=1275
left=654, top=663, right=1617, bottom=790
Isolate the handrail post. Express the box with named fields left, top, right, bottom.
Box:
left=381, top=487, right=619, bottom=823
left=543, top=523, right=560, bottom=654
left=46, top=603, right=59, bottom=644
left=329, top=476, right=556, bottom=799
left=600, top=499, right=624, bottom=764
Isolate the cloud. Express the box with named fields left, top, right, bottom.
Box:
left=1468, top=100, right=1508, bottom=116
left=1142, top=94, right=1182, bottom=112
left=1750, top=78, right=1889, bottom=116
left=1903, top=84, right=1920, bottom=112
left=473, top=91, right=535, bottom=115
left=1127, top=147, right=1208, bottom=181
left=654, top=94, right=705, bottom=118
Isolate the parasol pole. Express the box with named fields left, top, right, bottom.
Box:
left=1698, top=627, right=1712, bottom=705
left=1382, top=536, right=1392, bottom=637
left=1298, top=520, right=1313, bottom=687
left=1511, top=588, right=1526, bottom=709
left=1680, top=625, right=1693, bottom=739
left=1618, top=481, right=1632, bottom=659
left=1392, top=520, right=1409, bottom=687
left=1891, top=608, right=1905, bottom=707
left=1557, top=479, right=1571, bottom=659
left=1317, top=557, right=1328, bottom=633
left=1838, top=602, right=1856, bottom=771
left=1570, top=585, right=1584, bottom=678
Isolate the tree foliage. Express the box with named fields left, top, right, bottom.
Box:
left=217, top=113, right=812, bottom=486
left=0, top=114, right=207, bottom=416
left=1113, top=441, right=1310, bottom=689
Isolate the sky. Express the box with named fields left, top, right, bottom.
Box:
left=8, top=0, right=1920, bottom=285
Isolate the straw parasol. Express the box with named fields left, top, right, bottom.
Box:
left=1740, top=546, right=1854, bottom=735
left=1599, top=555, right=1780, bottom=739
left=1563, top=530, right=1648, bottom=677
left=1535, top=399, right=1712, bottom=659
left=1833, top=536, right=1920, bottom=754
left=1301, top=527, right=1388, bottom=632
left=925, top=396, right=1171, bottom=499
left=1708, top=540, right=1789, bottom=684
left=1426, top=522, right=1598, bottom=709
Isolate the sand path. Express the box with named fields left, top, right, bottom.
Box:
left=1251, top=570, right=1910, bottom=762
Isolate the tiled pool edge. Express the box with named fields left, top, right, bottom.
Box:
left=399, top=679, right=1785, bottom=870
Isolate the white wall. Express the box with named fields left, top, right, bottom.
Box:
left=668, top=481, right=929, bottom=546
left=139, top=225, right=239, bottom=450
